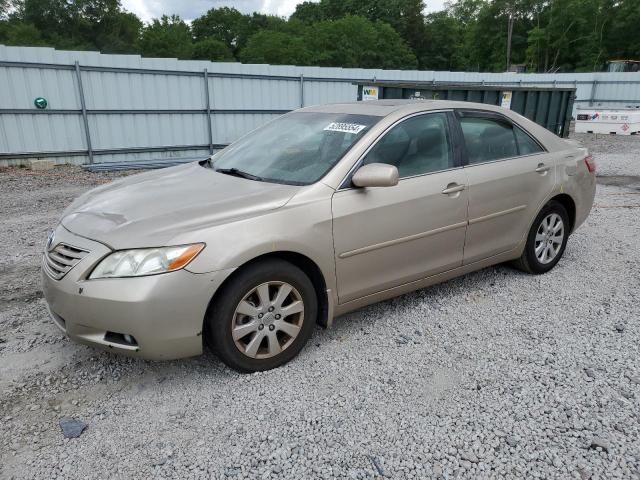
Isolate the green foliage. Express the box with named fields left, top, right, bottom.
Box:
left=292, top=0, right=426, bottom=61
left=240, top=30, right=313, bottom=65
left=0, top=19, right=44, bottom=45
left=1, top=0, right=639, bottom=72
left=0, top=0, right=141, bottom=51
left=309, top=16, right=417, bottom=69
left=240, top=15, right=416, bottom=69
left=604, top=0, right=640, bottom=60
left=193, top=37, right=235, bottom=62
left=421, top=11, right=465, bottom=70
left=138, top=15, right=192, bottom=59
left=192, top=7, right=287, bottom=57
left=192, top=7, right=248, bottom=52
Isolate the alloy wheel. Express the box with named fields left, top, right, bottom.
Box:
left=534, top=213, right=564, bottom=264
left=232, top=281, right=304, bottom=359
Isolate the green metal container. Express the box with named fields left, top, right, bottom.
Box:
left=357, top=82, right=576, bottom=138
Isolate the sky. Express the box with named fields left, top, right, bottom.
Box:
left=121, top=0, right=447, bottom=23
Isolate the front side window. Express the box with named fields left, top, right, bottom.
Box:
left=213, top=112, right=380, bottom=185
left=363, top=112, right=453, bottom=178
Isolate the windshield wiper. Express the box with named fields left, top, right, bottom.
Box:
left=215, top=167, right=263, bottom=181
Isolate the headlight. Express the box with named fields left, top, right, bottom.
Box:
left=89, top=244, right=205, bottom=279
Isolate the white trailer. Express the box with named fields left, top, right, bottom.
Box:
left=575, top=108, right=640, bottom=135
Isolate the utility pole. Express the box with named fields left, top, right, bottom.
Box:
left=506, top=14, right=514, bottom=71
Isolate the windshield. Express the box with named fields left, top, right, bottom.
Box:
left=212, top=112, right=380, bottom=185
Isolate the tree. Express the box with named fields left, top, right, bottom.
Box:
left=0, top=0, right=14, bottom=20
left=191, top=7, right=249, bottom=54
left=605, top=0, right=640, bottom=61
left=2, top=0, right=638, bottom=73
left=1, top=0, right=141, bottom=52
left=241, top=15, right=416, bottom=69
left=239, top=30, right=314, bottom=65
left=421, top=11, right=465, bottom=70
left=193, top=37, right=235, bottom=61
left=138, top=15, right=193, bottom=59
left=309, top=16, right=417, bottom=69
left=0, top=19, right=45, bottom=45
left=520, top=0, right=613, bottom=72
left=290, top=1, right=326, bottom=23
left=292, top=0, right=427, bottom=62
left=93, top=11, right=141, bottom=53
left=191, top=7, right=288, bottom=59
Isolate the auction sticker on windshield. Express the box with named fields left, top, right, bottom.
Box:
left=324, top=122, right=367, bottom=134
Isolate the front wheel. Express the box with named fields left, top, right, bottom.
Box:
left=205, top=259, right=317, bottom=372
left=514, top=200, right=570, bottom=274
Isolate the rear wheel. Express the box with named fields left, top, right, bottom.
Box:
left=514, top=200, right=569, bottom=274
left=205, top=259, right=317, bottom=372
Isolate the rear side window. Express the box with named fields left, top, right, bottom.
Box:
left=460, top=115, right=544, bottom=164
left=514, top=127, right=544, bottom=155
left=460, top=117, right=518, bottom=164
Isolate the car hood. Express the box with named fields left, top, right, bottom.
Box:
left=61, top=162, right=301, bottom=249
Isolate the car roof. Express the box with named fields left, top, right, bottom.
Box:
left=301, top=99, right=571, bottom=152
left=301, top=99, right=509, bottom=117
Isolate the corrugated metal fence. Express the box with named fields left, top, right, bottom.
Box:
left=1, top=45, right=640, bottom=168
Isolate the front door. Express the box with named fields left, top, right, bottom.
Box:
left=332, top=112, right=469, bottom=304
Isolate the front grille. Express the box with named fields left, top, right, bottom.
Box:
left=43, top=243, right=89, bottom=280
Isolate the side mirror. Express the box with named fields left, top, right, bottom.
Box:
left=352, top=163, right=399, bottom=188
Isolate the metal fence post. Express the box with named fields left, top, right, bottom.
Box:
left=589, top=80, right=598, bottom=107
left=299, top=74, right=304, bottom=108
left=204, top=68, right=213, bottom=154
left=74, top=61, right=94, bottom=164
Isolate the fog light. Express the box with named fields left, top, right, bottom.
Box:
left=104, top=331, right=138, bottom=347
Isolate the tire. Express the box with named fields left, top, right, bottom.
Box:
left=513, top=200, right=570, bottom=274
left=205, top=259, right=317, bottom=373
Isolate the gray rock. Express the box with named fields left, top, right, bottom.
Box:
left=58, top=418, right=87, bottom=439
left=588, top=436, right=612, bottom=453
left=460, top=451, right=479, bottom=463
left=584, top=368, right=596, bottom=379
left=506, top=436, right=519, bottom=447
left=578, top=467, right=592, bottom=480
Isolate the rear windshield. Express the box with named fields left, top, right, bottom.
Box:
left=212, top=112, right=380, bottom=185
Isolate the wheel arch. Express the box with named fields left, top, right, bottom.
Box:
left=549, top=193, right=576, bottom=233
left=205, top=251, right=331, bottom=330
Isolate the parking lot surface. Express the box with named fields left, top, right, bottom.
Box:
left=1, top=133, right=639, bottom=479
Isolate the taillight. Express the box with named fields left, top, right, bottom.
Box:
left=584, top=155, right=596, bottom=174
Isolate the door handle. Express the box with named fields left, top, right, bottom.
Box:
left=441, top=183, right=466, bottom=195
left=535, top=163, right=550, bottom=174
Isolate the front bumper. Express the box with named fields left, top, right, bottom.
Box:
left=41, top=225, right=234, bottom=360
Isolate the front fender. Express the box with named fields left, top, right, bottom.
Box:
left=183, top=185, right=337, bottom=298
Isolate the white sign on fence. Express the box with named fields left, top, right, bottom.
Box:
left=362, top=86, right=379, bottom=101
left=501, top=91, right=513, bottom=109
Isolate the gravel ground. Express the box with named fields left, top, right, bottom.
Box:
left=1, top=134, right=639, bottom=479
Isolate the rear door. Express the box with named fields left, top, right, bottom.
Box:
left=332, top=111, right=469, bottom=303
left=455, top=110, right=557, bottom=264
